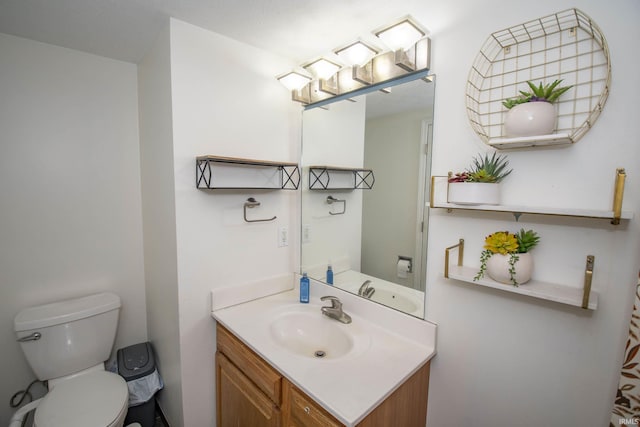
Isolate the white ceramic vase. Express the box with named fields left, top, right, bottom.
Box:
left=448, top=182, right=500, bottom=205
left=504, top=101, right=556, bottom=137
left=486, top=253, right=533, bottom=285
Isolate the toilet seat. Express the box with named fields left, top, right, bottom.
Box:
left=35, top=371, right=128, bottom=427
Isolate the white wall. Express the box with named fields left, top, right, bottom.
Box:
left=137, top=23, right=184, bottom=427
left=424, top=1, right=640, bottom=426
left=168, top=19, right=301, bottom=426
left=0, top=33, right=147, bottom=424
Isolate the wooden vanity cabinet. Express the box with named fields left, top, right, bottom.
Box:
left=216, top=324, right=282, bottom=427
left=216, top=323, right=431, bottom=427
left=283, top=381, right=342, bottom=427
left=217, top=353, right=281, bottom=427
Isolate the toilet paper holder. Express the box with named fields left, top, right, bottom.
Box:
left=398, top=256, right=412, bottom=273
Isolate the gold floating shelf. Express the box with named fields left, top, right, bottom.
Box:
left=430, top=168, right=632, bottom=224
left=444, top=239, right=598, bottom=310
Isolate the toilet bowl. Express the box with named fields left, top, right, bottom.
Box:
left=34, top=371, right=128, bottom=427
left=13, top=293, right=130, bottom=427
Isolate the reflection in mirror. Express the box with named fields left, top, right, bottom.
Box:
left=301, top=76, right=435, bottom=318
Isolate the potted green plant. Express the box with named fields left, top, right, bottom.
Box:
left=475, top=229, right=540, bottom=286
left=447, top=152, right=512, bottom=205
left=502, top=79, right=573, bottom=138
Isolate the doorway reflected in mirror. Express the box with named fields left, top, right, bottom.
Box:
left=301, top=76, right=435, bottom=318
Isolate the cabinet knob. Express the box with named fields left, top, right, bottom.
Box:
left=304, top=406, right=310, bottom=414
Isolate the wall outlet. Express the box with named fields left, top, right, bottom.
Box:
left=302, top=224, right=311, bottom=244
left=278, top=226, right=288, bottom=247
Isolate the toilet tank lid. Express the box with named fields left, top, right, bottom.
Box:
left=14, top=293, right=121, bottom=332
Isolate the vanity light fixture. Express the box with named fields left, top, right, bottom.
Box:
left=304, top=58, right=343, bottom=96
left=374, top=16, right=430, bottom=73
left=374, top=16, right=427, bottom=51
left=334, top=40, right=379, bottom=66
left=277, top=15, right=431, bottom=106
left=277, top=71, right=312, bottom=91
left=303, top=58, right=342, bottom=80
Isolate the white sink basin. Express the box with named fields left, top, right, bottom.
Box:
left=269, top=310, right=355, bottom=359
left=370, top=289, right=418, bottom=313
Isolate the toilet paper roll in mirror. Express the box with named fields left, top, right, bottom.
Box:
left=397, top=259, right=411, bottom=279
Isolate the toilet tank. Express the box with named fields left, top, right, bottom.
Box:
left=14, top=292, right=121, bottom=381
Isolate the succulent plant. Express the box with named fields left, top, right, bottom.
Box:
left=515, top=229, right=540, bottom=253
left=447, top=172, right=469, bottom=183
left=502, top=95, right=531, bottom=109
left=483, top=231, right=518, bottom=255
left=467, top=152, right=513, bottom=183
left=502, top=79, right=573, bottom=109
left=475, top=228, right=540, bottom=286
left=448, top=152, right=513, bottom=184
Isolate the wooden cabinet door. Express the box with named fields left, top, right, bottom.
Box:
left=282, top=380, right=343, bottom=427
left=217, top=352, right=281, bottom=427
left=217, top=323, right=282, bottom=404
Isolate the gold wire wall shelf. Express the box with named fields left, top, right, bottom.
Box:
left=196, top=156, right=300, bottom=190
left=444, top=239, right=598, bottom=310
left=466, top=8, right=611, bottom=149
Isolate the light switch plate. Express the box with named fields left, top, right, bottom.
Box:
left=302, top=224, right=311, bottom=244
left=278, top=226, right=288, bottom=247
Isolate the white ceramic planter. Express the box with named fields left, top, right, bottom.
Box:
left=447, top=182, right=500, bottom=205
left=504, top=101, right=556, bottom=137
left=486, top=253, right=533, bottom=285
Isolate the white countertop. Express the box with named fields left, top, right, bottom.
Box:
left=211, top=275, right=437, bottom=426
left=332, top=269, right=425, bottom=317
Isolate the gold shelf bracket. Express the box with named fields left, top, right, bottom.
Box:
left=444, top=239, right=465, bottom=278
left=582, top=255, right=595, bottom=309
left=612, top=168, right=626, bottom=225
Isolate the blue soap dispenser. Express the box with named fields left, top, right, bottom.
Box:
left=300, top=272, right=310, bottom=303
left=326, top=264, right=334, bottom=285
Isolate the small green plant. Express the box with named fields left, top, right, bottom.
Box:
left=515, top=229, right=540, bottom=254
left=448, top=152, right=513, bottom=183
left=502, top=79, right=573, bottom=109
left=474, top=229, right=540, bottom=286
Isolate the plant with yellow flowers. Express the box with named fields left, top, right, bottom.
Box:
left=474, top=229, right=540, bottom=286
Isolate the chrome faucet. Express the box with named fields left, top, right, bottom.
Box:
left=320, top=296, right=352, bottom=324
left=358, top=280, right=375, bottom=299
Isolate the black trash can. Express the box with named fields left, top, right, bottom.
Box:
left=117, top=342, right=163, bottom=427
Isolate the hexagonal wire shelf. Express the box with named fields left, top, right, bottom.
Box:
left=465, top=8, right=611, bottom=149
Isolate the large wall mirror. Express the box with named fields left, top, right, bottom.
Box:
left=301, top=75, right=435, bottom=318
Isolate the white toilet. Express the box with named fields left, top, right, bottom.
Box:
left=13, top=292, right=130, bottom=427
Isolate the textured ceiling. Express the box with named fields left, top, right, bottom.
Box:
left=0, top=0, right=460, bottom=64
